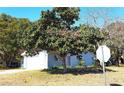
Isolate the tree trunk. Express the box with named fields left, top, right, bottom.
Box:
left=116, top=48, right=120, bottom=67
left=62, top=55, right=67, bottom=73
left=116, top=56, right=120, bottom=67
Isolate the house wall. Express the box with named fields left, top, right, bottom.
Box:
left=22, top=51, right=48, bottom=70
left=22, top=51, right=95, bottom=70
left=82, top=52, right=95, bottom=66
left=48, top=54, right=73, bottom=68
left=67, top=52, right=95, bottom=67
left=48, top=54, right=62, bottom=68
left=70, top=55, right=80, bottom=67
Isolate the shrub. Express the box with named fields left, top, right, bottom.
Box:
left=0, top=65, right=8, bottom=69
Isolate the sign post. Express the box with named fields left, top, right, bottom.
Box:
left=101, top=46, right=106, bottom=85
left=96, top=45, right=111, bottom=86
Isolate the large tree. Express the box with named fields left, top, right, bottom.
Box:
left=22, top=8, right=104, bottom=72
left=23, top=25, right=104, bottom=72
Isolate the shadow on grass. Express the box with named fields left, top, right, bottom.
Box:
left=105, top=68, right=117, bottom=72
left=110, top=83, right=122, bottom=86
left=42, top=67, right=117, bottom=75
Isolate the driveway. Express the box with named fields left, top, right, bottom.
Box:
left=0, top=69, right=26, bottom=75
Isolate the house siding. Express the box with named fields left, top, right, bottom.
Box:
left=22, top=51, right=95, bottom=70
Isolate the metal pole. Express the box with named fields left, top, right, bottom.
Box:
left=101, top=46, right=107, bottom=86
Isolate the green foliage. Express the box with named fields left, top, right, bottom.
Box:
left=0, top=14, right=31, bottom=67
left=39, top=7, right=80, bottom=30
left=78, top=60, right=85, bottom=67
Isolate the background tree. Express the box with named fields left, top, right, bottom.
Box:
left=105, top=21, right=124, bottom=66
left=0, top=14, right=31, bottom=67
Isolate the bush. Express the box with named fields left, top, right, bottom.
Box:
left=51, top=66, right=59, bottom=70
left=79, top=60, right=83, bottom=66
left=78, top=59, right=85, bottom=67
left=0, top=65, right=8, bottom=69
left=93, top=59, right=102, bottom=69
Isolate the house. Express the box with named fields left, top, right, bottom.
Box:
left=21, top=51, right=95, bottom=70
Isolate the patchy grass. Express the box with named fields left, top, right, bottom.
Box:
left=0, top=66, right=124, bottom=86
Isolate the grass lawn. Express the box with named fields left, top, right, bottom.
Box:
left=0, top=66, right=124, bottom=86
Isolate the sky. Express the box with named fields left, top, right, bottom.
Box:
left=0, top=7, right=124, bottom=27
